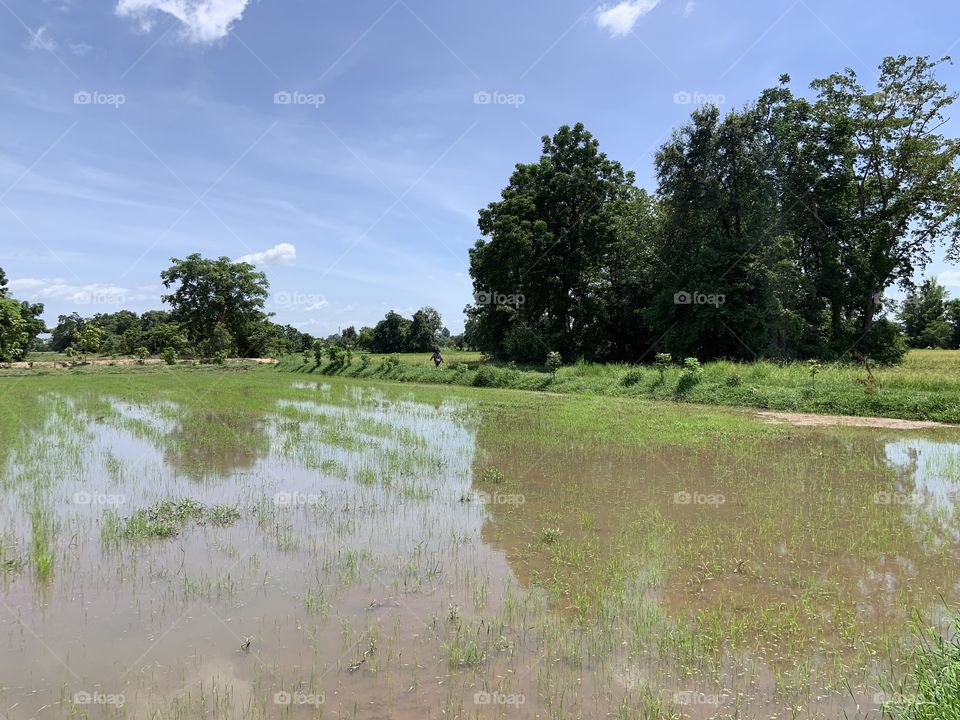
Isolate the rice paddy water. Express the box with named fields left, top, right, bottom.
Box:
left=1, top=369, right=958, bottom=718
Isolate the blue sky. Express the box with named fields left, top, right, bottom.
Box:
left=2, top=0, right=960, bottom=335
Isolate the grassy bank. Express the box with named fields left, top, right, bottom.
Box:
left=884, top=615, right=960, bottom=720
left=276, top=349, right=960, bottom=424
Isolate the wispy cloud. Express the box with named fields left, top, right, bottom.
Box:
left=9, top=277, right=156, bottom=307
left=236, top=243, right=297, bottom=268
left=27, top=26, right=58, bottom=52
left=115, top=0, right=250, bottom=44
left=683, top=1, right=696, bottom=18
left=595, top=0, right=660, bottom=37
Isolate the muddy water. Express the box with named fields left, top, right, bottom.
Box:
left=1, top=381, right=959, bottom=719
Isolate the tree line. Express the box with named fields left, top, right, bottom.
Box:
left=0, top=254, right=460, bottom=362
left=466, top=56, right=960, bottom=364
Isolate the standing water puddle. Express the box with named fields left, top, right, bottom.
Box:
left=1, top=378, right=959, bottom=719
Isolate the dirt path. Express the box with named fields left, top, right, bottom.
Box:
left=756, top=410, right=959, bottom=430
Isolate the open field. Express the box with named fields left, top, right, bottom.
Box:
left=0, top=367, right=958, bottom=718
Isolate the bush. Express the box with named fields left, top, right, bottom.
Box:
left=675, top=357, right=703, bottom=395
left=724, top=373, right=743, bottom=387
left=134, top=346, right=149, bottom=364
left=473, top=366, right=496, bottom=387
left=621, top=367, right=645, bottom=387
left=212, top=351, right=226, bottom=365
left=382, top=354, right=401, bottom=370
left=162, top=347, right=178, bottom=366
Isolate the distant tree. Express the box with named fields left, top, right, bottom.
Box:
left=899, top=278, right=952, bottom=347
left=50, top=312, right=85, bottom=351
left=408, top=307, right=443, bottom=352
left=372, top=311, right=412, bottom=353
left=356, top=326, right=375, bottom=352
left=75, top=323, right=104, bottom=362
left=340, top=326, right=358, bottom=347
left=0, top=267, right=8, bottom=297
left=160, top=254, right=270, bottom=357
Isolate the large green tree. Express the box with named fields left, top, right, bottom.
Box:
left=468, top=123, right=639, bottom=361
left=160, top=254, right=270, bottom=357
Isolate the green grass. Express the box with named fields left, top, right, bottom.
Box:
left=884, top=614, right=960, bottom=719
left=274, top=349, right=960, bottom=423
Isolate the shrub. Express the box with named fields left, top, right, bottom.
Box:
left=473, top=366, right=496, bottom=387
left=212, top=351, right=226, bottom=365
left=162, top=347, right=178, bottom=366
left=384, top=353, right=401, bottom=369
left=134, top=346, right=149, bottom=364
left=621, top=367, right=645, bottom=387
left=675, top=357, right=703, bottom=395
left=724, top=373, right=743, bottom=387
left=312, top=340, right=325, bottom=366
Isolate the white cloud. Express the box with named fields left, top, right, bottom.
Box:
left=27, top=26, right=58, bottom=51
left=115, top=0, right=250, bottom=44
left=938, top=270, right=960, bottom=291
left=595, top=0, right=659, bottom=37
left=683, top=1, right=696, bottom=18
left=236, top=243, right=297, bottom=268
left=8, top=277, right=155, bottom=307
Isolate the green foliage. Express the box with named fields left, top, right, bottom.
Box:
left=900, top=278, right=956, bottom=349
left=160, top=253, right=269, bottom=356
left=0, top=297, right=29, bottom=362
left=372, top=311, right=412, bottom=353
left=675, top=357, right=703, bottom=396
left=162, top=347, right=178, bottom=365
left=467, top=57, right=959, bottom=365
left=885, top=615, right=960, bottom=720
left=75, top=323, right=104, bottom=361
left=545, top=351, right=562, bottom=375
left=134, top=346, right=149, bottom=363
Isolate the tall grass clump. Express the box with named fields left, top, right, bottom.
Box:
left=883, top=615, right=960, bottom=720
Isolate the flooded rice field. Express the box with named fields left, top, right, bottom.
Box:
left=1, top=372, right=959, bottom=719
